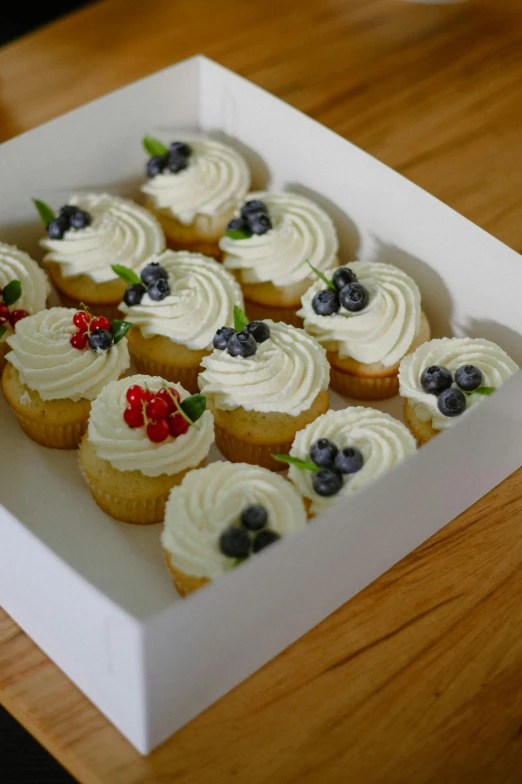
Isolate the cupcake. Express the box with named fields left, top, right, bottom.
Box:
left=2, top=306, right=130, bottom=448
left=220, top=192, right=339, bottom=326
left=0, top=242, right=51, bottom=372
left=79, top=375, right=214, bottom=524
left=399, top=337, right=519, bottom=444
left=198, top=310, right=330, bottom=471
left=141, top=136, right=250, bottom=258
left=34, top=194, right=165, bottom=319
left=276, top=407, right=416, bottom=516
left=162, top=461, right=307, bottom=595
left=298, top=261, right=431, bottom=400
left=115, top=249, right=243, bottom=393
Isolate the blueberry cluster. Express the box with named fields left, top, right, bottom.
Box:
left=47, top=205, right=92, bottom=240
left=420, top=364, right=484, bottom=417
left=123, top=262, right=171, bottom=306
left=309, top=438, right=364, bottom=497
left=226, top=200, right=272, bottom=237
left=147, top=141, right=192, bottom=178
left=219, top=504, right=281, bottom=559
left=213, top=320, right=270, bottom=358
left=312, top=266, right=369, bottom=316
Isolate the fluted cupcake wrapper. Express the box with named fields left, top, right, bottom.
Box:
left=55, top=289, right=123, bottom=321
left=0, top=340, right=8, bottom=374
left=12, top=410, right=88, bottom=449
left=329, top=365, right=400, bottom=400
left=163, top=549, right=209, bottom=596
left=403, top=399, right=439, bottom=445
left=244, top=299, right=303, bottom=328
left=130, top=354, right=202, bottom=395
left=214, top=424, right=293, bottom=472
left=82, top=470, right=169, bottom=524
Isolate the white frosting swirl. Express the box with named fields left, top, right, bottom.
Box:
left=0, top=243, right=50, bottom=342
left=40, top=193, right=165, bottom=284
left=399, top=337, right=519, bottom=431
left=298, top=261, right=421, bottom=367
left=162, top=461, right=307, bottom=578
left=288, top=407, right=416, bottom=515
left=87, top=375, right=214, bottom=477
left=141, top=137, right=250, bottom=224
left=198, top=320, right=329, bottom=415
left=220, top=191, right=339, bottom=287
left=119, top=250, right=244, bottom=350
left=5, top=307, right=130, bottom=401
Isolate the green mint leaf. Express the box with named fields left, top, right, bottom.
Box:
left=225, top=228, right=253, bottom=240
left=32, top=198, right=55, bottom=226
left=233, top=305, right=249, bottom=333
left=271, top=454, right=319, bottom=471
left=111, top=264, right=142, bottom=286
left=307, top=260, right=335, bottom=290
left=0, top=325, right=7, bottom=340
left=110, top=320, right=132, bottom=344
left=468, top=386, right=495, bottom=397
left=180, top=393, right=206, bottom=423
left=2, top=280, right=22, bottom=306
left=143, top=134, right=168, bottom=157
left=232, top=556, right=249, bottom=567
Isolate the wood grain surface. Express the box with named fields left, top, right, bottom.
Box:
left=1, top=0, right=522, bottom=782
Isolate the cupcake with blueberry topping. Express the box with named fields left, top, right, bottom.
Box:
left=115, top=249, right=243, bottom=393
left=198, top=307, right=330, bottom=471
left=79, top=375, right=214, bottom=524
left=141, top=136, right=250, bottom=258
left=399, top=337, right=519, bottom=444
left=2, top=306, right=131, bottom=448
left=35, top=194, right=165, bottom=319
left=161, top=461, right=307, bottom=595
left=220, top=192, right=339, bottom=326
left=298, top=261, right=430, bottom=400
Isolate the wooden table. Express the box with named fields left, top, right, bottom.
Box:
left=1, top=0, right=522, bottom=781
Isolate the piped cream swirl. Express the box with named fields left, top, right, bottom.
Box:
left=87, top=375, right=214, bottom=477
left=398, top=337, right=519, bottom=431
left=5, top=307, right=130, bottom=401
left=162, top=462, right=307, bottom=579
left=0, top=243, right=50, bottom=342
left=40, top=193, right=165, bottom=284
left=198, top=320, right=330, bottom=415
left=220, top=191, right=339, bottom=287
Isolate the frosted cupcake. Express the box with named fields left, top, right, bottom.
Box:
left=141, top=136, right=250, bottom=258
left=0, top=242, right=51, bottom=371
left=276, top=407, right=416, bottom=516
left=299, top=261, right=431, bottom=400
left=220, top=192, right=339, bottom=326
left=198, top=310, right=330, bottom=471
left=162, top=461, right=307, bottom=595
left=35, top=194, right=165, bottom=318
left=79, top=375, right=214, bottom=524
left=2, top=307, right=130, bottom=448
left=115, top=249, right=243, bottom=393
left=399, top=337, right=519, bottom=444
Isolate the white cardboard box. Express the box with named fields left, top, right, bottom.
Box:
left=0, top=55, right=521, bottom=754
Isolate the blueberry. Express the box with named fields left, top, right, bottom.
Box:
left=148, top=278, right=171, bottom=301
left=339, top=282, right=369, bottom=312
left=69, top=209, right=92, bottom=230
left=252, top=529, right=281, bottom=553
left=241, top=200, right=268, bottom=217
left=334, top=446, right=364, bottom=475
left=420, top=365, right=453, bottom=395
left=167, top=150, right=189, bottom=173
left=227, top=332, right=257, bottom=358
left=312, top=468, right=344, bottom=497
left=332, top=267, right=357, bottom=291
left=455, top=364, right=483, bottom=392
left=227, top=217, right=249, bottom=233
left=170, top=141, right=191, bottom=158
left=310, top=438, right=338, bottom=468
left=312, top=289, right=340, bottom=316
left=141, top=263, right=169, bottom=287
left=213, top=326, right=236, bottom=350
left=437, top=388, right=467, bottom=417
left=247, top=212, right=272, bottom=235
left=59, top=205, right=78, bottom=219
left=88, top=328, right=114, bottom=353
left=147, top=155, right=167, bottom=178
left=244, top=321, right=270, bottom=343
left=123, top=283, right=146, bottom=307
left=240, top=504, right=268, bottom=532
left=219, top=527, right=251, bottom=559
left=46, top=215, right=68, bottom=240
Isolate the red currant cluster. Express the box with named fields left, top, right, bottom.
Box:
left=0, top=289, right=28, bottom=329
left=70, top=311, right=111, bottom=350
left=124, top=384, right=190, bottom=443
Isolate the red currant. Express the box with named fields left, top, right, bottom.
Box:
left=156, top=386, right=181, bottom=413
left=9, top=309, right=29, bottom=327
left=73, top=310, right=91, bottom=330
left=144, top=389, right=155, bottom=403
left=70, top=331, right=88, bottom=350
left=123, top=405, right=145, bottom=428
left=0, top=303, right=9, bottom=324
left=126, top=384, right=145, bottom=407
left=146, top=397, right=169, bottom=421
left=147, top=419, right=170, bottom=443
left=168, top=413, right=189, bottom=437
left=91, top=316, right=111, bottom=332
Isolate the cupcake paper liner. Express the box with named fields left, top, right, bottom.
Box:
left=12, top=411, right=88, bottom=449
left=403, top=399, right=438, bottom=445
left=130, top=354, right=202, bottom=395
left=244, top=299, right=303, bottom=328
left=329, top=365, right=399, bottom=400
left=214, top=424, right=293, bottom=472
left=163, top=550, right=209, bottom=596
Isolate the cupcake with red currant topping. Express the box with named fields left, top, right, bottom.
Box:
left=79, top=375, right=214, bottom=524
left=34, top=194, right=165, bottom=318
left=2, top=307, right=130, bottom=448
left=162, top=461, right=307, bottom=595
left=141, top=136, right=250, bottom=258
